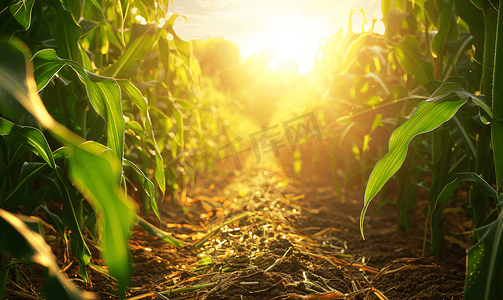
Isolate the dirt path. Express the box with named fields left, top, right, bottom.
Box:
left=6, top=160, right=466, bottom=300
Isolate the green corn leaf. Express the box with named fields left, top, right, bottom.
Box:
left=102, top=23, right=162, bottom=78
left=0, top=118, right=91, bottom=281
left=0, top=118, right=56, bottom=168
left=0, top=39, right=38, bottom=126
left=117, top=79, right=166, bottom=197
left=0, top=209, right=96, bottom=300
left=32, top=49, right=125, bottom=165
left=465, top=212, right=503, bottom=300
left=124, top=159, right=160, bottom=222
left=456, top=172, right=498, bottom=202
left=0, top=0, right=35, bottom=35
left=338, top=33, right=372, bottom=75
left=3, top=162, right=47, bottom=209
left=393, top=35, right=434, bottom=85
left=424, top=1, right=440, bottom=26
left=46, top=0, right=82, bottom=61
left=361, top=82, right=476, bottom=238
left=1, top=37, right=135, bottom=297
left=68, top=141, right=136, bottom=295
left=79, top=19, right=99, bottom=38
left=432, top=0, right=460, bottom=56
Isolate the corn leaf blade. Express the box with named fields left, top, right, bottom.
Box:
left=361, top=83, right=472, bottom=238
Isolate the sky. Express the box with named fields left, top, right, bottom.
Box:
left=165, top=0, right=382, bottom=74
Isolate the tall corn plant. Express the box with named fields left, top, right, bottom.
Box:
left=359, top=0, right=503, bottom=298
left=0, top=0, right=233, bottom=298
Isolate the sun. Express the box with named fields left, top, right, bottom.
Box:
left=264, top=14, right=327, bottom=74
left=237, top=13, right=332, bottom=75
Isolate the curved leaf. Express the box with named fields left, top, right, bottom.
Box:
left=432, top=0, right=459, bottom=56
left=46, top=0, right=82, bottom=61
left=124, top=159, right=160, bottom=221
left=361, top=83, right=476, bottom=238
left=102, top=23, right=161, bottom=78
left=68, top=142, right=136, bottom=295
left=0, top=209, right=96, bottom=300
left=393, top=35, right=434, bottom=84
left=0, top=118, right=56, bottom=169
left=456, top=172, right=498, bottom=202
left=32, top=49, right=125, bottom=165
left=118, top=79, right=166, bottom=198
left=0, top=0, right=35, bottom=35
left=465, top=213, right=503, bottom=300
left=2, top=38, right=135, bottom=297
left=338, top=33, right=372, bottom=75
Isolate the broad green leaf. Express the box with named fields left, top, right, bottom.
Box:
left=102, top=23, right=161, bottom=78
left=68, top=142, right=136, bottom=295
left=361, top=83, right=475, bottom=238
left=1, top=38, right=134, bottom=297
left=424, top=1, right=439, bottom=27
left=0, top=39, right=38, bottom=126
left=0, top=209, right=96, bottom=300
left=393, top=35, right=434, bottom=84
left=0, top=0, right=35, bottom=35
left=99, top=24, right=109, bottom=55
left=338, top=33, right=372, bottom=75
left=0, top=118, right=56, bottom=169
left=465, top=213, right=503, bottom=300
left=78, top=44, right=94, bottom=71
left=79, top=19, right=99, bottom=37
left=0, top=117, right=91, bottom=280
left=62, top=0, right=81, bottom=21
left=46, top=0, right=82, bottom=61
left=4, top=162, right=47, bottom=209
left=0, top=118, right=91, bottom=280
left=431, top=0, right=459, bottom=56
left=456, top=172, right=498, bottom=202
left=32, top=49, right=125, bottom=164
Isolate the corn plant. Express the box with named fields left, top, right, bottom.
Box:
left=0, top=0, right=239, bottom=298
left=358, top=0, right=503, bottom=298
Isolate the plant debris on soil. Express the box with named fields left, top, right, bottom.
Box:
left=5, top=160, right=467, bottom=300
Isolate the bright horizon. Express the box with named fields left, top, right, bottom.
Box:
left=164, top=0, right=383, bottom=74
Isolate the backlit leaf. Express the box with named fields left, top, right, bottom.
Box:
left=102, top=23, right=161, bottom=78
left=1, top=37, right=134, bottom=297
left=393, top=35, right=434, bottom=84
left=32, top=49, right=125, bottom=165
left=0, top=0, right=35, bottom=35
left=361, top=83, right=480, bottom=238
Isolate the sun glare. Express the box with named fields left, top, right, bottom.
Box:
left=237, top=7, right=383, bottom=75
left=243, top=13, right=336, bottom=75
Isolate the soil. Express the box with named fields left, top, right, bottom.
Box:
left=5, top=158, right=468, bottom=300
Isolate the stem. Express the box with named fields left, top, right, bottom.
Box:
left=483, top=3, right=497, bottom=106
left=434, top=50, right=444, bottom=81
left=492, top=0, right=503, bottom=192
left=424, top=13, right=430, bottom=58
